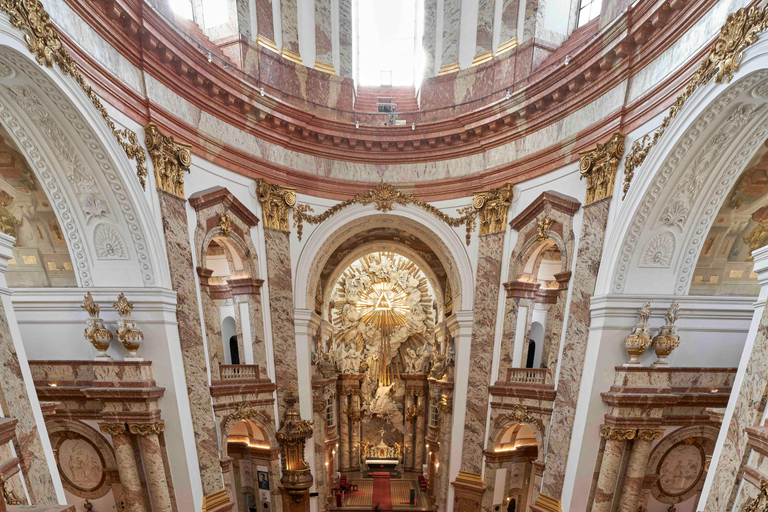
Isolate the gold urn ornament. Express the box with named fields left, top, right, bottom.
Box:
left=651, top=301, right=681, bottom=366
left=624, top=299, right=653, bottom=366
left=82, top=292, right=113, bottom=360
left=112, top=293, right=144, bottom=360
left=276, top=392, right=314, bottom=504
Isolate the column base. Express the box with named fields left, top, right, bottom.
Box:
left=202, top=489, right=235, bottom=512
left=451, top=471, right=485, bottom=510
left=529, top=493, right=562, bottom=512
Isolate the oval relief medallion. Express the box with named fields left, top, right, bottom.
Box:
left=658, top=442, right=704, bottom=497
left=58, top=437, right=105, bottom=492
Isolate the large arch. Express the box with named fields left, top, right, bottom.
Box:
left=294, top=204, right=475, bottom=313
left=597, top=38, right=768, bottom=297
left=0, top=21, right=169, bottom=289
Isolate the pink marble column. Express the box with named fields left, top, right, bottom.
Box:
left=617, top=429, right=662, bottom=512
left=280, top=0, right=300, bottom=55
left=338, top=394, right=350, bottom=471
left=314, top=0, right=333, bottom=70
left=475, top=0, right=495, bottom=57
left=156, top=191, right=223, bottom=496
left=540, top=197, right=612, bottom=501
left=264, top=228, right=299, bottom=418
left=404, top=394, right=416, bottom=470
left=350, top=394, right=361, bottom=470
left=100, top=423, right=148, bottom=512
left=338, top=0, right=352, bottom=77
left=592, top=427, right=634, bottom=512
left=129, top=423, right=173, bottom=512
left=461, top=232, right=505, bottom=475
left=414, top=397, right=426, bottom=469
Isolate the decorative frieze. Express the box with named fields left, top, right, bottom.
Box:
left=494, top=405, right=535, bottom=426
left=473, top=183, right=513, bottom=235
left=579, top=132, right=625, bottom=204
left=256, top=179, right=297, bottom=231
left=145, top=123, right=192, bottom=198
left=636, top=429, right=664, bottom=441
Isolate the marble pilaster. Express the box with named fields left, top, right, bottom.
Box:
left=338, top=394, right=350, bottom=471
left=539, top=196, right=611, bottom=501
left=0, top=234, right=58, bottom=505
left=101, top=424, right=148, bottom=512
left=280, top=0, right=300, bottom=55
left=617, top=430, right=661, bottom=512
left=264, top=228, right=299, bottom=418
left=498, top=295, right=519, bottom=378
left=314, top=0, right=333, bottom=69
left=338, top=0, right=352, bottom=77
left=414, top=398, right=426, bottom=469
left=156, top=190, right=224, bottom=496
left=475, top=0, right=495, bottom=57
left=404, top=394, right=416, bottom=470
left=130, top=424, right=173, bottom=512
left=441, top=0, right=461, bottom=69
left=461, top=232, right=505, bottom=475
left=350, top=394, right=360, bottom=470
left=436, top=406, right=453, bottom=512
left=311, top=399, right=328, bottom=506
left=255, top=0, right=275, bottom=41
left=499, top=0, right=519, bottom=44
left=422, top=0, right=437, bottom=78
left=198, top=268, right=224, bottom=371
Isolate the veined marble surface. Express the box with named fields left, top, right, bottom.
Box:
left=315, top=0, right=333, bottom=66
left=255, top=0, right=275, bottom=41
left=280, top=0, right=300, bottom=54
left=441, top=0, right=461, bottom=66
left=475, top=0, right=495, bottom=57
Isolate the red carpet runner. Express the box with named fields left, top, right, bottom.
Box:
left=371, top=472, right=392, bottom=511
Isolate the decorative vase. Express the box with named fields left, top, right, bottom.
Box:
left=112, top=293, right=144, bottom=360
left=651, top=301, right=681, bottom=366
left=623, top=299, right=653, bottom=366
left=82, top=292, right=113, bottom=360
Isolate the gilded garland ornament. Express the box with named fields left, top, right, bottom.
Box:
left=99, top=422, right=127, bottom=436
left=0, top=0, right=148, bottom=187
left=294, top=183, right=477, bottom=245
left=494, top=405, right=536, bottom=427
left=636, top=429, right=664, bottom=442
left=744, top=480, right=768, bottom=512
left=624, top=7, right=768, bottom=198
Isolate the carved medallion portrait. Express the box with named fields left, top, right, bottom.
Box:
left=57, top=436, right=105, bottom=493
left=657, top=442, right=704, bottom=497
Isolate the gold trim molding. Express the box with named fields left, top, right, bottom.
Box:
left=0, top=0, right=148, bottom=187
left=472, top=51, right=493, bottom=67
left=579, top=132, right=625, bottom=204
left=314, top=61, right=336, bottom=75
left=144, top=123, right=192, bottom=198
left=624, top=7, right=768, bottom=198
left=438, top=62, right=460, bottom=75
left=281, top=48, right=303, bottom=65
left=294, top=183, right=477, bottom=245
left=496, top=38, right=518, bottom=55
left=473, top=183, right=513, bottom=235
left=257, top=35, right=279, bottom=53
left=256, top=179, right=297, bottom=231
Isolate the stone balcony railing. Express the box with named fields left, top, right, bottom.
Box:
left=219, top=364, right=259, bottom=381
left=505, top=368, right=551, bottom=385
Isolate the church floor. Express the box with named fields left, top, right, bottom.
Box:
left=330, top=471, right=433, bottom=511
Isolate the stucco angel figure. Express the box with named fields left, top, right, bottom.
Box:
left=370, top=256, right=394, bottom=279
left=415, top=343, right=432, bottom=373
left=369, top=383, right=397, bottom=415
left=345, top=272, right=372, bottom=302
left=403, top=347, right=419, bottom=373
left=341, top=303, right=362, bottom=330
left=405, top=286, right=422, bottom=308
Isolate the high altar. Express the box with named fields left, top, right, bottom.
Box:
left=361, top=431, right=403, bottom=477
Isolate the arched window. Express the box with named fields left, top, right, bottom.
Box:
left=525, top=340, right=536, bottom=368
left=229, top=335, right=240, bottom=365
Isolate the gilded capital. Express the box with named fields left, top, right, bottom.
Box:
left=256, top=179, right=297, bottom=231
left=473, top=183, right=513, bottom=235
left=145, top=123, right=192, bottom=198
left=600, top=426, right=637, bottom=441
left=100, top=422, right=127, bottom=436
left=579, top=132, right=625, bottom=204
left=128, top=421, right=165, bottom=436
left=636, top=428, right=664, bottom=441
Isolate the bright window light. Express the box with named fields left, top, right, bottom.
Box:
left=577, top=0, right=602, bottom=27
left=203, top=0, right=230, bottom=27
left=169, top=0, right=194, bottom=19
left=356, top=0, right=421, bottom=87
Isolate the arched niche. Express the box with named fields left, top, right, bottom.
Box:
left=599, top=41, right=768, bottom=296
left=0, top=37, right=168, bottom=288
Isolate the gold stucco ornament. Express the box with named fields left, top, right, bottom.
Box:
left=276, top=392, right=314, bottom=504
left=81, top=292, right=113, bottom=360
left=651, top=301, right=680, bottom=366
left=112, top=293, right=144, bottom=360
left=623, top=299, right=653, bottom=366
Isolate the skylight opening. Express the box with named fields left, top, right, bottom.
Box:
left=355, top=0, right=423, bottom=87
left=169, top=0, right=194, bottom=20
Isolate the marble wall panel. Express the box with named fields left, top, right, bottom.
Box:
left=0, top=299, right=58, bottom=503
left=543, top=294, right=566, bottom=370
left=462, top=232, right=505, bottom=474
left=540, top=196, right=611, bottom=500
left=280, top=0, right=300, bottom=54
left=475, top=0, right=495, bottom=57
left=255, top=0, right=276, bottom=41
left=157, top=191, right=223, bottom=496
left=705, top=302, right=768, bottom=510
left=423, top=0, right=437, bottom=78
left=264, top=228, right=299, bottom=417
left=498, top=297, right=519, bottom=379
left=338, top=0, right=353, bottom=77
left=499, top=0, right=519, bottom=44
left=250, top=294, right=269, bottom=377
left=441, top=0, right=461, bottom=66
left=315, top=0, right=333, bottom=67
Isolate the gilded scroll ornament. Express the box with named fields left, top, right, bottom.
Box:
left=579, top=132, right=625, bottom=204
left=112, top=293, right=144, bottom=359
left=219, top=213, right=232, bottom=236
left=536, top=217, right=554, bottom=241
left=624, top=7, right=768, bottom=198
left=128, top=422, right=165, bottom=436
left=0, top=473, right=21, bottom=505
left=0, top=0, right=148, bottom=187
left=494, top=405, right=536, bottom=427
left=473, top=183, right=513, bottom=235
left=636, top=429, right=664, bottom=441
left=744, top=480, right=768, bottom=512
left=600, top=426, right=637, bottom=441
left=230, top=401, right=271, bottom=426
left=256, top=179, right=296, bottom=231
left=99, top=422, right=127, bottom=436
left=82, top=292, right=113, bottom=360
left=294, top=183, right=477, bottom=245
left=145, top=123, right=192, bottom=198
left=276, top=392, right=314, bottom=504
left=623, top=299, right=653, bottom=366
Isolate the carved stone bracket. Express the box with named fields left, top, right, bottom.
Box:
left=624, top=7, right=768, bottom=197
left=0, top=0, right=149, bottom=187
left=128, top=421, right=165, bottom=436
left=473, top=183, right=513, bottom=235
left=579, top=132, right=625, bottom=204
left=145, top=123, right=192, bottom=198
left=293, top=183, right=477, bottom=245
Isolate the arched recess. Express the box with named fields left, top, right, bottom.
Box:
left=599, top=38, right=768, bottom=296
left=295, top=204, right=475, bottom=313
left=487, top=417, right=546, bottom=463
left=0, top=36, right=168, bottom=288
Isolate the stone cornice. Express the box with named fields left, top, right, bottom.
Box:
left=52, top=0, right=723, bottom=198
left=189, top=187, right=260, bottom=226
left=509, top=191, right=581, bottom=231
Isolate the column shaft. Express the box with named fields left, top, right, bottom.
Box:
left=617, top=432, right=659, bottom=512
left=592, top=430, right=628, bottom=512
left=350, top=394, right=360, bottom=470
left=339, top=394, right=350, bottom=471
left=134, top=429, right=173, bottom=512
left=404, top=394, right=416, bottom=470
left=102, top=426, right=147, bottom=512
left=414, top=398, right=426, bottom=470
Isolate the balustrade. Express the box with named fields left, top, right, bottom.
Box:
left=219, top=364, right=259, bottom=380
left=505, top=368, right=549, bottom=385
